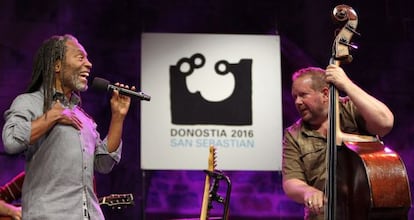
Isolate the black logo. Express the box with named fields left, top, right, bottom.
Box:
left=170, top=53, right=252, bottom=125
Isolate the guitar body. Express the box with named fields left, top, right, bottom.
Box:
left=336, top=141, right=411, bottom=219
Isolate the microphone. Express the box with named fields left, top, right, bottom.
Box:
left=91, top=77, right=151, bottom=101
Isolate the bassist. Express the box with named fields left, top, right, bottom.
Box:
left=281, top=65, right=394, bottom=220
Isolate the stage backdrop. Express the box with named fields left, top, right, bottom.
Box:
left=141, top=33, right=282, bottom=171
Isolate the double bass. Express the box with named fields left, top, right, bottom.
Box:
left=325, top=5, right=412, bottom=220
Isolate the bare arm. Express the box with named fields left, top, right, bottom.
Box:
left=106, top=114, right=125, bottom=153
left=106, top=83, right=133, bottom=153
left=325, top=64, right=394, bottom=137
left=283, top=178, right=323, bottom=204
left=283, top=178, right=324, bottom=215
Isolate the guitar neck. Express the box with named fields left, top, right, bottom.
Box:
left=0, top=194, right=132, bottom=220
left=200, top=174, right=211, bottom=220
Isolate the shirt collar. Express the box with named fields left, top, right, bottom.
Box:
left=299, top=119, right=325, bottom=139
left=52, top=89, right=81, bottom=107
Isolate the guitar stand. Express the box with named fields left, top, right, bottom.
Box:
left=203, top=170, right=232, bottom=220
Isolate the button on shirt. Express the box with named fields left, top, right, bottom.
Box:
left=2, top=88, right=122, bottom=220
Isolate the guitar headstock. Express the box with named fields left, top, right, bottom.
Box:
left=99, top=193, right=134, bottom=210
left=208, top=145, right=217, bottom=171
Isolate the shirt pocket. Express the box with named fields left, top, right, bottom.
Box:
left=300, top=145, right=326, bottom=184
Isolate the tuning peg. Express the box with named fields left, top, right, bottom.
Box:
left=345, top=24, right=361, bottom=36
left=339, top=39, right=358, bottom=50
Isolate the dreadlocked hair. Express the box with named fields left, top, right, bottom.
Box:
left=26, top=34, right=77, bottom=113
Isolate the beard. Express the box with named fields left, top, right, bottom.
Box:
left=74, top=79, right=88, bottom=92
left=303, top=110, right=328, bottom=128
left=298, top=104, right=326, bottom=125
left=63, top=71, right=88, bottom=92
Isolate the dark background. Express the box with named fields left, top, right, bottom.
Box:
left=0, top=0, right=413, bottom=219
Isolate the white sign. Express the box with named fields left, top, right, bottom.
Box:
left=141, top=33, right=282, bottom=171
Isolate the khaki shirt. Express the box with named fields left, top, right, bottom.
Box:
left=282, top=97, right=369, bottom=219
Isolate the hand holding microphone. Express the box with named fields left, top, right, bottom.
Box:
left=91, top=77, right=151, bottom=101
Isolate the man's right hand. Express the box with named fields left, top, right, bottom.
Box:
left=51, top=101, right=83, bottom=130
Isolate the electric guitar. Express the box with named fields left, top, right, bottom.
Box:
left=0, top=193, right=134, bottom=220
left=200, top=146, right=217, bottom=220
left=99, top=193, right=134, bottom=210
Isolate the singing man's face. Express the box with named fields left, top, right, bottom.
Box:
left=60, top=39, right=93, bottom=93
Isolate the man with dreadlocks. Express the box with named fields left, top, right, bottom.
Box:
left=2, top=34, right=134, bottom=220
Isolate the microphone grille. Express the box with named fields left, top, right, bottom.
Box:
left=91, top=77, right=110, bottom=91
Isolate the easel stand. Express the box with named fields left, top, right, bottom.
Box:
left=203, top=170, right=232, bottom=220
left=141, top=169, right=148, bottom=220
